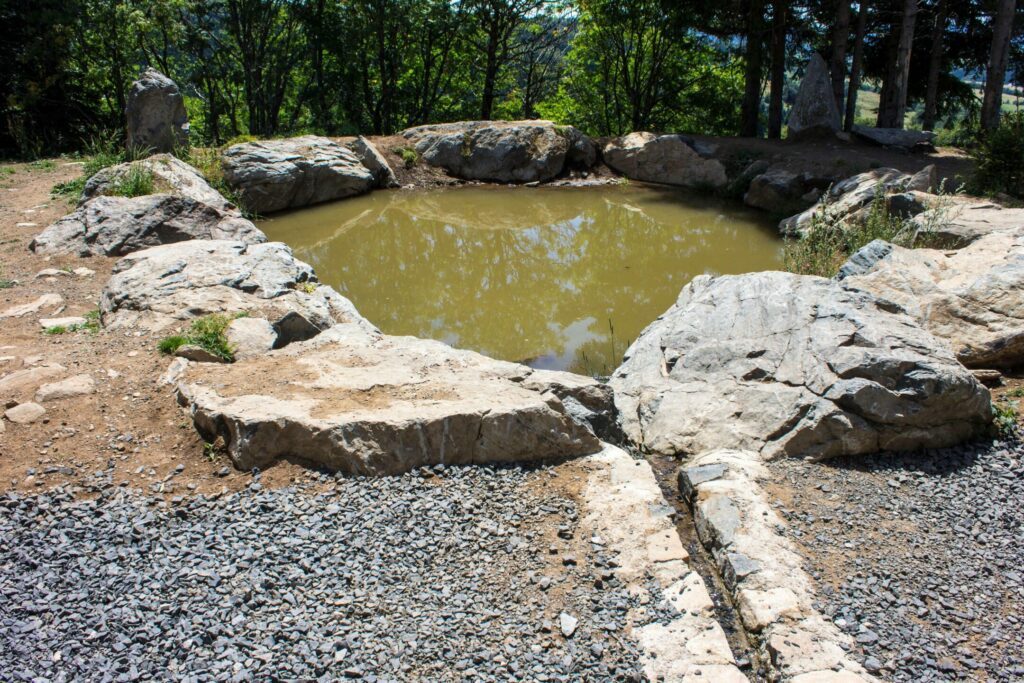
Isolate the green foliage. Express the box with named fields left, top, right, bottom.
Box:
left=51, top=133, right=131, bottom=199
left=783, top=191, right=918, bottom=278
left=44, top=325, right=68, bottom=335
left=43, top=310, right=102, bottom=335
left=108, top=163, right=156, bottom=197
left=969, top=112, right=1024, bottom=199
left=993, top=401, right=1019, bottom=437
left=157, top=313, right=239, bottom=362
left=0, top=266, right=15, bottom=289
left=395, top=147, right=419, bottom=168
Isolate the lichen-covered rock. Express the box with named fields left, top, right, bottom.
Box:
left=401, top=120, right=583, bottom=183
left=126, top=69, right=189, bottom=154
left=602, top=132, right=727, bottom=189
left=99, top=240, right=369, bottom=339
left=221, top=136, right=374, bottom=213
left=346, top=136, right=399, bottom=188
left=787, top=54, right=841, bottom=139
left=610, top=271, right=990, bottom=460
left=30, top=195, right=265, bottom=257
left=82, top=154, right=235, bottom=212
left=174, top=323, right=603, bottom=474
left=839, top=233, right=1024, bottom=369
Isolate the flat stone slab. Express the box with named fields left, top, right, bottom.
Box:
left=839, top=230, right=1024, bottom=368
left=610, top=271, right=991, bottom=460
left=853, top=125, right=935, bottom=150
left=0, top=294, right=63, bottom=319
left=175, top=324, right=605, bottom=474
left=5, top=402, right=46, bottom=424
left=35, top=374, right=95, bottom=402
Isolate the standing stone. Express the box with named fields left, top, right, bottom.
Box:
left=126, top=69, right=189, bottom=154
left=787, top=54, right=841, bottom=140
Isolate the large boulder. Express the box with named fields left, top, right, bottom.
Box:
left=610, top=272, right=990, bottom=460
left=30, top=195, right=265, bottom=257
left=82, top=154, right=236, bottom=213
left=221, top=136, right=374, bottom=213
left=174, top=323, right=605, bottom=474
left=346, top=136, right=399, bottom=188
left=779, top=167, right=910, bottom=236
left=125, top=69, right=189, bottom=154
left=743, top=169, right=826, bottom=215
left=602, top=132, right=727, bottom=189
left=400, top=120, right=584, bottom=183
left=852, top=125, right=935, bottom=151
left=839, top=232, right=1024, bottom=369
left=99, top=240, right=368, bottom=340
left=786, top=54, right=841, bottom=140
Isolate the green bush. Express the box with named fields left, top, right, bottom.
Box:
left=158, top=313, right=239, bottom=361
left=395, top=146, right=419, bottom=168
left=969, top=112, right=1024, bottom=199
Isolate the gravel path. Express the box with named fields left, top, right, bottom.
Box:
left=0, top=463, right=655, bottom=682
left=770, top=436, right=1024, bottom=682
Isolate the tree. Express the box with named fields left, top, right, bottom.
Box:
left=844, top=1, right=868, bottom=130
left=767, top=0, right=787, bottom=138
left=921, top=0, right=948, bottom=130
left=829, top=0, right=851, bottom=112
left=876, top=0, right=919, bottom=128
left=739, top=0, right=766, bottom=136
left=981, top=0, right=1018, bottom=131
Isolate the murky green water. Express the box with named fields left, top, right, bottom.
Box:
left=260, top=184, right=782, bottom=374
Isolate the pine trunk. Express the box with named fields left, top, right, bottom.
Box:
left=740, top=0, right=766, bottom=137
left=844, top=2, right=867, bottom=130
left=921, top=0, right=948, bottom=131
left=981, top=0, right=1017, bottom=131
left=768, top=0, right=787, bottom=139
left=830, top=0, right=851, bottom=114
left=877, top=0, right=918, bottom=129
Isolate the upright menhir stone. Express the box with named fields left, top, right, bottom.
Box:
left=125, top=68, right=189, bottom=154
left=786, top=53, right=841, bottom=140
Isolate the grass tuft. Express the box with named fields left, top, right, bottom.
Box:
left=108, top=163, right=155, bottom=198
left=158, top=313, right=241, bottom=362
left=395, top=147, right=419, bottom=168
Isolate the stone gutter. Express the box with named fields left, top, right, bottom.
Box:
left=678, top=449, right=878, bottom=683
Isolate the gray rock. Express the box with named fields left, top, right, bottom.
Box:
left=720, top=552, right=761, bottom=590
left=780, top=167, right=910, bottom=237
left=564, top=127, right=599, bottom=169
left=912, top=202, right=1024, bottom=248
left=839, top=230, right=1024, bottom=368
left=743, top=168, right=812, bottom=214
left=174, top=345, right=228, bottom=363
left=853, top=125, right=935, bottom=151
left=35, top=374, right=95, bottom=402
left=346, top=136, right=399, bottom=188
left=82, top=154, right=236, bottom=212
left=559, top=612, right=579, bottom=638
left=175, top=324, right=602, bottom=474
left=30, top=194, right=266, bottom=257
left=221, top=136, right=374, bottom=213
left=226, top=317, right=278, bottom=359
left=906, top=164, right=937, bottom=193
left=610, top=271, right=991, bottom=460
left=787, top=54, right=841, bottom=139
left=678, top=463, right=728, bottom=501
left=602, top=132, right=727, bottom=189
left=126, top=69, right=189, bottom=154
left=99, top=240, right=370, bottom=337
left=401, top=120, right=578, bottom=183
left=5, top=402, right=46, bottom=424
left=694, top=494, right=741, bottom=549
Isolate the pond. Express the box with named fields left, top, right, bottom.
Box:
left=259, top=184, right=782, bottom=375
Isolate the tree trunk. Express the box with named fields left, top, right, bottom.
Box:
left=877, top=0, right=918, bottom=128
left=740, top=0, right=766, bottom=137
left=844, top=2, right=867, bottom=131
left=768, top=0, right=786, bottom=139
left=829, top=0, right=851, bottom=114
left=981, top=0, right=1017, bottom=131
left=481, top=40, right=499, bottom=120
left=921, top=0, right=948, bottom=131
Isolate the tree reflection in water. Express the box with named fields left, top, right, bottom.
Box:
left=261, top=185, right=782, bottom=374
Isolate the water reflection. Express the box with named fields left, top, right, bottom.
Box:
left=260, top=185, right=782, bottom=374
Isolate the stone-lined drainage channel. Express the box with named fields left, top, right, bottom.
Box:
left=646, top=451, right=767, bottom=682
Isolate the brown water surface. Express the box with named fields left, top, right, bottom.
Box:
left=260, top=184, right=782, bottom=374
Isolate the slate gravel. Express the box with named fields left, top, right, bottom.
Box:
left=772, top=437, right=1024, bottom=682
left=0, top=464, right=654, bottom=682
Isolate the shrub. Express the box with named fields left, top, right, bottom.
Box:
left=51, top=133, right=130, bottom=199
left=395, top=147, right=419, bottom=168
left=969, top=112, right=1024, bottom=199
left=782, top=190, right=917, bottom=278
left=158, top=313, right=239, bottom=361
